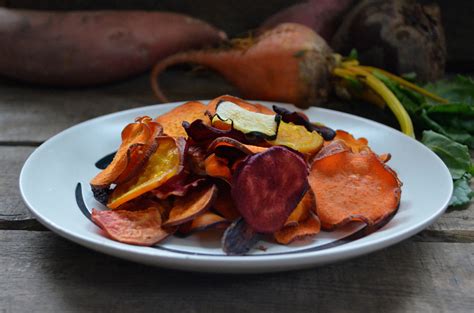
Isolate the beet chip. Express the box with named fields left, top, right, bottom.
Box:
left=232, top=146, right=309, bottom=233
left=91, top=207, right=172, bottom=246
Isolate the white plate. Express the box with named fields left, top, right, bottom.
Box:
left=20, top=101, right=453, bottom=273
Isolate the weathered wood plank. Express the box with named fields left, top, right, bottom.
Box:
left=0, top=71, right=237, bottom=143
left=0, top=231, right=473, bottom=312
left=0, top=146, right=38, bottom=228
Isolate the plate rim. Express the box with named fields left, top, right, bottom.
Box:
left=19, top=100, right=453, bottom=272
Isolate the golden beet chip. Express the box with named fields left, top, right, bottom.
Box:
left=309, top=149, right=401, bottom=231
left=274, top=212, right=321, bottom=245
left=269, top=121, right=323, bottom=156
left=91, top=207, right=173, bottom=246
left=107, top=136, right=185, bottom=209
left=90, top=116, right=162, bottom=188
left=155, top=101, right=209, bottom=137
left=163, top=184, right=218, bottom=227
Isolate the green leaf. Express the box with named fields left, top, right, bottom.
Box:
left=348, top=48, right=358, bottom=60
left=449, top=174, right=474, bottom=207
left=425, top=75, right=474, bottom=105
left=421, top=130, right=471, bottom=180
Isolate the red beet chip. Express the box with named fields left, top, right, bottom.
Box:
left=231, top=146, right=309, bottom=233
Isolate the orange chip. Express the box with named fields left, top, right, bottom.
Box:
left=213, top=183, right=240, bottom=220
left=284, top=188, right=315, bottom=227
left=107, top=136, right=185, bottom=209
left=204, top=154, right=232, bottom=182
left=92, top=207, right=173, bottom=246
left=207, top=95, right=274, bottom=115
left=90, top=116, right=162, bottom=188
left=178, top=211, right=229, bottom=235
left=163, top=184, right=218, bottom=227
left=333, top=130, right=368, bottom=153
left=274, top=212, right=321, bottom=245
left=155, top=101, right=209, bottom=137
left=309, top=149, right=401, bottom=231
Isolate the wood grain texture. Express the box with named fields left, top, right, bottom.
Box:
left=0, top=231, right=473, bottom=313
left=0, top=71, right=236, bottom=143
left=0, top=146, right=39, bottom=228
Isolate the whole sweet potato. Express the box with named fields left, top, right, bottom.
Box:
left=261, top=0, right=354, bottom=41
left=0, top=9, right=226, bottom=86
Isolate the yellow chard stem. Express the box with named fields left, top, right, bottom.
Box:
left=357, top=66, right=448, bottom=104
left=333, top=66, right=415, bottom=138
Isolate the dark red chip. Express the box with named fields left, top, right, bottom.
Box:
left=231, top=146, right=309, bottom=233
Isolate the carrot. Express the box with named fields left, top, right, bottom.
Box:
left=151, top=23, right=334, bottom=108
left=0, top=9, right=226, bottom=86
left=309, top=149, right=401, bottom=232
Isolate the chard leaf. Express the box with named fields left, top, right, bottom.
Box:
left=421, top=131, right=471, bottom=180
left=449, top=174, right=473, bottom=207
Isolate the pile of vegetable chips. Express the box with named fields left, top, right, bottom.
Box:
left=90, top=95, right=401, bottom=255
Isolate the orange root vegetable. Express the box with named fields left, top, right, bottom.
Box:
left=274, top=212, right=321, bottom=245
left=284, top=189, right=315, bottom=227
left=151, top=23, right=334, bottom=108
left=204, top=154, right=232, bottom=182
left=108, top=136, right=185, bottom=209
left=90, top=116, right=162, bottom=189
left=155, top=101, right=209, bottom=138
left=91, top=207, right=173, bottom=246
left=163, top=184, right=217, bottom=227
left=309, top=149, right=401, bottom=231
left=0, top=9, right=226, bottom=86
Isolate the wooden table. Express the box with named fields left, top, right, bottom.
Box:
left=1, top=72, right=473, bottom=313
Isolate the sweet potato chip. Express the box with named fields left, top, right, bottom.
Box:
left=309, top=149, right=401, bottom=231
left=178, top=211, right=229, bottom=235
left=213, top=183, right=240, bottom=220
left=207, top=95, right=274, bottom=115
left=232, top=146, right=309, bottom=233
left=163, top=184, right=217, bottom=227
left=90, top=116, right=161, bottom=188
left=314, top=140, right=350, bottom=161
left=91, top=207, right=173, bottom=246
left=284, top=188, right=315, bottom=227
left=222, top=218, right=261, bottom=255
left=107, top=136, right=185, bottom=209
left=274, top=212, right=321, bottom=245
left=204, top=154, right=232, bottom=182
left=333, top=130, right=369, bottom=153
left=155, top=101, right=209, bottom=137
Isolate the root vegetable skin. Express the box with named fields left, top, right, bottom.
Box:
left=261, top=0, right=355, bottom=40
left=151, top=23, right=334, bottom=108
left=331, top=0, right=446, bottom=81
left=0, top=9, right=226, bottom=86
